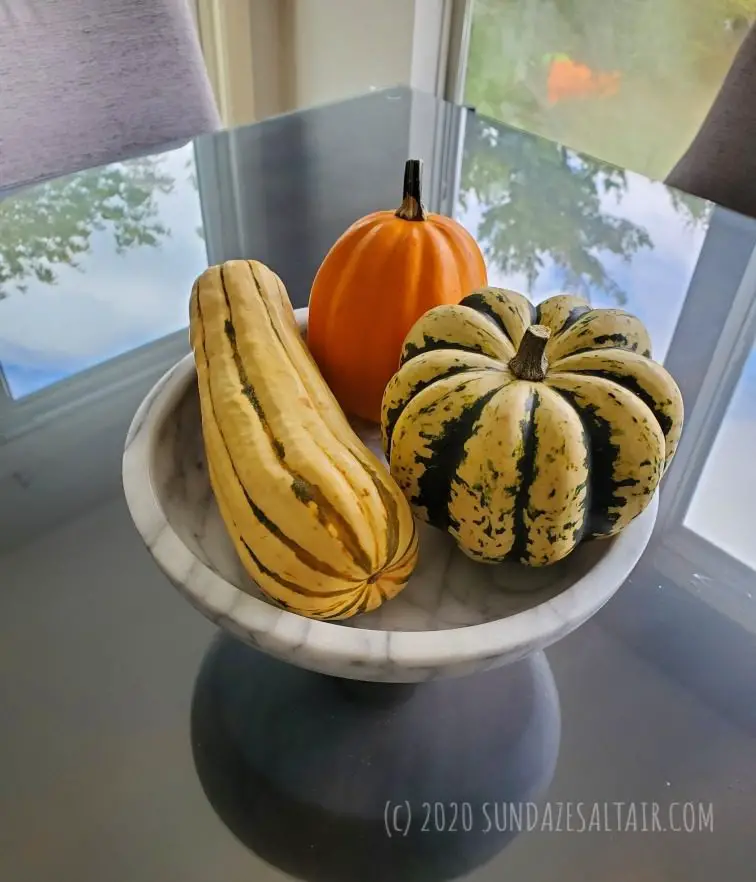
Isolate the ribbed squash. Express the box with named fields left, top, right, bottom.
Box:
left=189, top=259, right=418, bottom=620
left=307, top=159, right=487, bottom=424
left=381, top=287, right=684, bottom=567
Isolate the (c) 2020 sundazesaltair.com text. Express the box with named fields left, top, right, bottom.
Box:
left=383, top=801, right=715, bottom=836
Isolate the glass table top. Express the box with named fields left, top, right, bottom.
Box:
left=1, top=87, right=754, bottom=882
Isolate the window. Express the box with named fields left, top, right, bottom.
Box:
left=462, top=0, right=751, bottom=180
left=685, top=346, right=756, bottom=569
left=650, top=215, right=756, bottom=628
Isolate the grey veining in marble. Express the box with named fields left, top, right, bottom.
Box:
left=122, top=309, right=658, bottom=682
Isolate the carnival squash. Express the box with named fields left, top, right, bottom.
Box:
left=381, top=287, right=683, bottom=567
left=307, top=159, right=487, bottom=424
left=189, top=260, right=418, bottom=620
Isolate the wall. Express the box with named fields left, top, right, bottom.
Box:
left=289, top=0, right=415, bottom=109
left=248, top=0, right=293, bottom=118
left=195, top=0, right=257, bottom=125
left=287, top=0, right=449, bottom=110
left=194, top=0, right=450, bottom=125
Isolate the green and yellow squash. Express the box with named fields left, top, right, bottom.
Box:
left=190, top=259, right=418, bottom=619
left=381, top=287, right=683, bottom=567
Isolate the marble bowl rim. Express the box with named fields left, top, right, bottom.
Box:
left=122, top=309, right=658, bottom=671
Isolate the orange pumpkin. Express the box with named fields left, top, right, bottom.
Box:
left=307, top=158, right=487, bottom=423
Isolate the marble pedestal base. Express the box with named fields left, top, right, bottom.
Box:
left=191, top=635, right=562, bottom=882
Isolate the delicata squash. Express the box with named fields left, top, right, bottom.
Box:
left=190, top=260, right=418, bottom=620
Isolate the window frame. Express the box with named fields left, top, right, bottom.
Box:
left=444, top=0, right=475, bottom=103
left=648, top=210, right=756, bottom=617
left=656, top=213, right=756, bottom=530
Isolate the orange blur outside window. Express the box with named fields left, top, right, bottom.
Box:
left=546, top=56, right=622, bottom=104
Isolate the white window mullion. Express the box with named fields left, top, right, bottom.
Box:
left=442, top=0, right=473, bottom=103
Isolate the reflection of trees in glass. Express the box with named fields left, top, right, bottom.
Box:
left=668, top=189, right=714, bottom=229
left=465, top=0, right=751, bottom=181
left=0, top=157, right=174, bottom=300
left=460, top=120, right=653, bottom=304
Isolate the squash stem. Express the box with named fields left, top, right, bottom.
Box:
left=395, top=158, right=427, bottom=221
left=509, top=325, right=551, bottom=381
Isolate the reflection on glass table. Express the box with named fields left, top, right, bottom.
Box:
left=454, top=115, right=710, bottom=360
left=0, top=144, right=206, bottom=400
left=2, top=86, right=756, bottom=882
left=0, top=87, right=714, bottom=411
left=686, top=346, right=756, bottom=570
left=464, top=0, right=750, bottom=179
left=191, top=634, right=561, bottom=882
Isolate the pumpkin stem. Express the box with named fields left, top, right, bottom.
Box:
left=509, top=325, right=551, bottom=381
left=395, top=158, right=427, bottom=221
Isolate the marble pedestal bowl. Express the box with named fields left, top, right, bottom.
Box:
left=122, top=309, right=657, bottom=684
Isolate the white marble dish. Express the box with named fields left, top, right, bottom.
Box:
left=122, top=308, right=657, bottom=683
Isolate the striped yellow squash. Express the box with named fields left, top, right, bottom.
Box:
left=381, top=287, right=683, bottom=567
left=190, top=260, right=418, bottom=619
